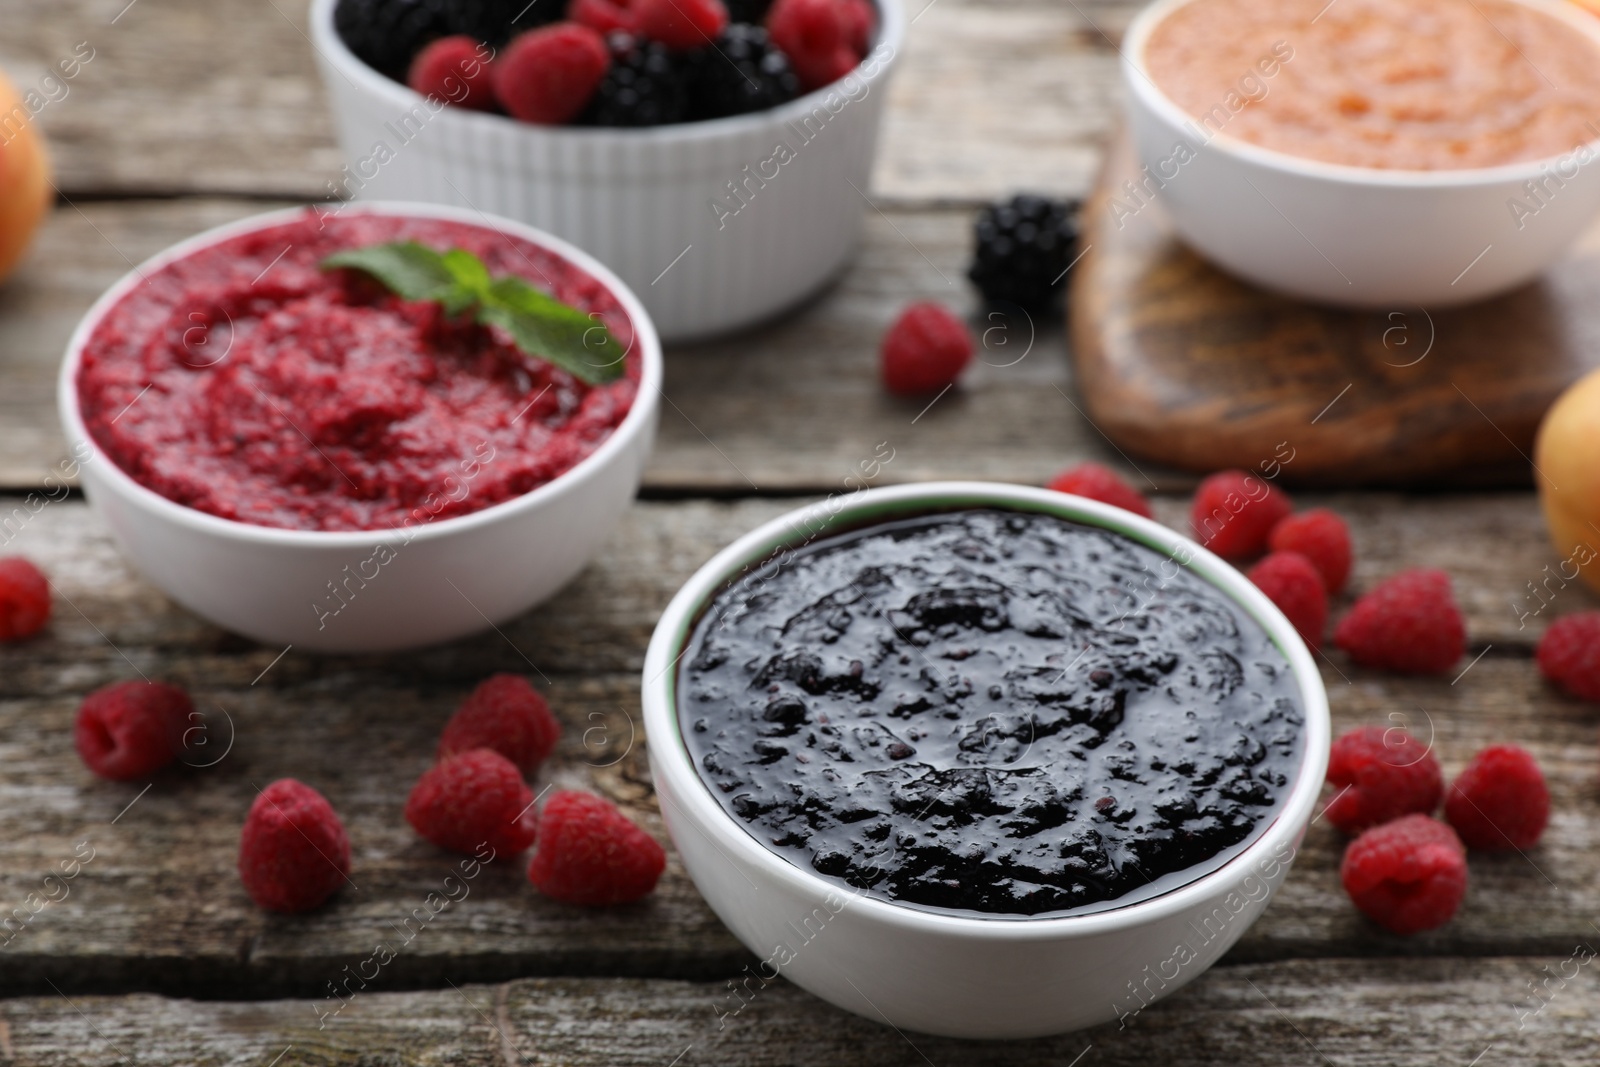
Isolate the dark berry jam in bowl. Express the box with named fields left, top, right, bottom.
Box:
left=57, top=202, right=661, bottom=654
left=642, top=482, right=1330, bottom=1039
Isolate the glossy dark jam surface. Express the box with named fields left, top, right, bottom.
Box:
left=678, top=509, right=1304, bottom=918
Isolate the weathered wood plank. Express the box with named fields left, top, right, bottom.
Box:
left=0, top=198, right=1141, bottom=495
left=3, top=959, right=1592, bottom=1065
left=0, top=497, right=1596, bottom=998
left=6, top=0, right=1130, bottom=203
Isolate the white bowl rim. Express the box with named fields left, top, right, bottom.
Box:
left=1123, top=0, right=1600, bottom=188
left=306, top=0, right=907, bottom=145
left=642, top=480, right=1333, bottom=941
left=56, top=200, right=663, bottom=549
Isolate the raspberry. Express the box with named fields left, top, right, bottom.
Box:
left=767, top=0, right=857, bottom=90
left=406, top=749, right=540, bottom=858
left=1247, top=551, right=1327, bottom=649
left=1334, top=568, right=1465, bottom=675
left=1445, top=745, right=1550, bottom=851
left=0, top=556, right=50, bottom=642
left=238, top=779, right=351, bottom=913
left=1188, top=470, right=1291, bottom=560
left=1046, top=462, right=1153, bottom=519
left=527, top=789, right=666, bottom=905
left=1268, top=509, right=1352, bottom=594
left=1323, top=724, right=1442, bottom=834
left=438, top=673, right=562, bottom=773
left=1340, top=814, right=1467, bottom=935
left=571, top=0, right=638, bottom=34
left=1537, top=612, right=1600, bottom=702
left=880, top=302, right=973, bottom=396
left=635, top=0, right=729, bottom=49
left=74, top=680, right=194, bottom=782
left=839, top=0, right=874, bottom=54
left=493, top=23, right=610, bottom=124
left=407, top=35, right=497, bottom=109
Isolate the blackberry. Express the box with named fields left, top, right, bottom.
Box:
left=967, top=194, right=1082, bottom=313
left=334, top=0, right=561, bottom=82
left=453, top=0, right=564, bottom=46
left=724, top=0, right=775, bottom=21
left=582, top=34, right=691, bottom=127
left=687, top=24, right=801, bottom=121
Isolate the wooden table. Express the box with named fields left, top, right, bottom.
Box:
left=2, top=1, right=1596, bottom=1062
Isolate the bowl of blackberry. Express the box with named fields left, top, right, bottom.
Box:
left=311, top=0, right=906, bottom=340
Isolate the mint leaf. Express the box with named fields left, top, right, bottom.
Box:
left=442, top=248, right=493, bottom=293
left=479, top=277, right=625, bottom=385
left=320, top=242, right=626, bottom=386
left=322, top=242, right=459, bottom=302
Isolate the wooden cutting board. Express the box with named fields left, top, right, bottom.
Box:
left=1068, top=130, right=1600, bottom=487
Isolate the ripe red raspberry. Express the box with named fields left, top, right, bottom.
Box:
left=406, top=749, right=540, bottom=858
left=880, top=302, right=972, bottom=396
left=0, top=556, right=50, bottom=641
left=839, top=0, right=875, bottom=54
left=1188, top=470, right=1292, bottom=560
left=1444, top=745, right=1549, bottom=851
left=1247, top=551, right=1327, bottom=648
left=1046, top=462, right=1153, bottom=519
left=570, top=0, right=638, bottom=34
left=238, top=779, right=351, bottom=913
left=768, top=0, right=858, bottom=90
left=438, top=673, right=561, bottom=774
left=74, top=680, right=194, bottom=781
left=407, top=36, right=497, bottom=110
left=635, top=0, right=728, bottom=49
left=527, top=789, right=666, bottom=905
left=493, top=24, right=610, bottom=124
left=1268, top=508, right=1352, bottom=594
left=1340, top=814, right=1466, bottom=935
left=1537, top=612, right=1600, bottom=702
left=1323, top=724, right=1442, bottom=834
left=1333, top=568, right=1465, bottom=675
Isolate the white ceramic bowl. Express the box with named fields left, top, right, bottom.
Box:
left=1122, top=0, right=1600, bottom=307
left=57, top=202, right=661, bottom=654
left=642, top=481, right=1331, bottom=1040
left=308, top=0, right=905, bottom=342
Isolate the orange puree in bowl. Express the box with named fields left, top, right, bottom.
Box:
left=1143, top=0, right=1600, bottom=169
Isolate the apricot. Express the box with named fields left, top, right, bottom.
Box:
left=1534, top=367, right=1600, bottom=593
left=0, top=68, right=52, bottom=286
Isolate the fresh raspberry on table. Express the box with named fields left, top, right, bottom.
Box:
left=438, top=673, right=562, bottom=774
left=238, top=779, right=351, bottom=913
left=0, top=556, right=50, bottom=642
left=1188, top=469, right=1292, bottom=560
left=1322, top=724, right=1442, bottom=834
left=407, top=35, right=498, bottom=110
left=527, top=789, right=666, bottom=905
left=1340, top=813, right=1467, bottom=936
left=635, top=0, right=728, bottom=49
left=880, top=302, right=973, bottom=396
left=74, top=680, right=194, bottom=782
left=1247, top=551, right=1327, bottom=649
left=1444, top=745, right=1550, bottom=851
left=406, top=749, right=540, bottom=858
left=767, top=0, right=859, bottom=90
left=1536, top=612, right=1600, bottom=702
left=1333, top=568, right=1465, bottom=675
left=493, top=23, right=611, bottom=124
left=1046, top=462, right=1153, bottom=519
left=1268, top=508, right=1352, bottom=594
left=571, top=0, right=638, bottom=34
